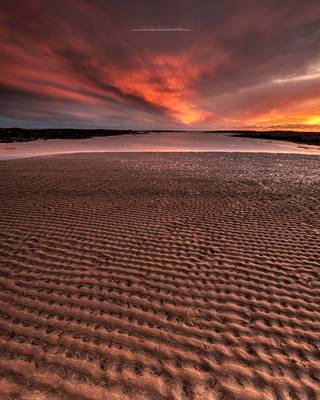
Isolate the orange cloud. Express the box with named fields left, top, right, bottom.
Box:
left=243, top=95, right=320, bottom=130
left=103, top=52, right=213, bottom=124
left=1, top=0, right=320, bottom=130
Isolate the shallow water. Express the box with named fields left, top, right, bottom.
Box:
left=0, top=131, right=319, bottom=159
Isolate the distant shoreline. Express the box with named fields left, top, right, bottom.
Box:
left=0, top=127, right=320, bottom=146
left=227, top=130, right=320, bottom=146
left=0, top=128, right=142, bottom=143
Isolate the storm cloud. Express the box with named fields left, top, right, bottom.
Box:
left=1, top=0, right=320, bottom=129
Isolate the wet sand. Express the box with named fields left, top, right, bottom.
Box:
left=0, top=152, right=319, bottom=400
left=1, top=131, right=320, bottom=160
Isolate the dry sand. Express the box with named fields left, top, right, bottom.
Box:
left=0, top=152, right=319, bottom=400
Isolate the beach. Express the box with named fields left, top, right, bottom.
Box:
left=0, top=152, right=319, bottom=400
left=1, top=131, right=320, bottom=160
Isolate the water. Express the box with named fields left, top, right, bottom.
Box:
left=0, top=131, right=319, bottom=160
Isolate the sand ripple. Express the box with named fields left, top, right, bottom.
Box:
left=0, top=153, right=319, bottom=400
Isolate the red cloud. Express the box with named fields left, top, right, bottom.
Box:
left=1, top=0, right=320, bottom=129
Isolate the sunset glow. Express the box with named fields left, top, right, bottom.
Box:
left=1, top=1, right=320, bottom=130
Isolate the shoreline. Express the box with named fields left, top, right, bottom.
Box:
left=230, top=130, right=320, bottom=145
left=1, top=128, right=320, bottom=147
left=1, top=147, right=320, bottom=161
left=1, top=150, right=320, bottom=162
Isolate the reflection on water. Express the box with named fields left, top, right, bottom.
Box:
left=0, top=131, right=319, bottom=160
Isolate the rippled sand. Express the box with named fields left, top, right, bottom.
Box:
left=0, top=153, right=319, bottom=400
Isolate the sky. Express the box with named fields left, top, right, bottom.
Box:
left=1, top=0, right=320, bottom=130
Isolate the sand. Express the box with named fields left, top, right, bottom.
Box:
left=0, top=152, right=319, bottom=400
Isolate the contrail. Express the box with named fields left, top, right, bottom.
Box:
left=130, top=27, right=192, bottom=32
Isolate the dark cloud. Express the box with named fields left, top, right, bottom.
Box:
left=1, top=0, right=320, bottom=129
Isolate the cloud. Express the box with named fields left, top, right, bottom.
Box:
left=0, top=0, right=320, bottom=129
